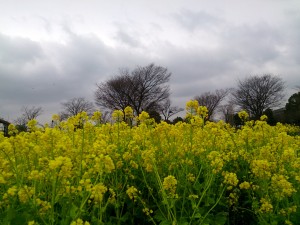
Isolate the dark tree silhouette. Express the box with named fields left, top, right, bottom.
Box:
left=95, top=63, right=171, bottom=115
left=60, top=97, right=94, bottom=119
left=160, top=99, right=184, bottom=121
left=219, top=104, right=235, bottom=125
left=284, top=92, right=300, bottom=125
left=232, top=74, right=285, bottom=120
left=263, top=108, right=277, bottom=126
left=172, top=116, right=184, bottom=124
left=194, top=88, right=231, bottom=120
left=14, top=106, right=43, bottom=131
left=21, top=106, right=43, bottom=120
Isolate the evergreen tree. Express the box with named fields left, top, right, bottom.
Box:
left=285, top=92, right=300, bottom=125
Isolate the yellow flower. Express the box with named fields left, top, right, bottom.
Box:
left=238, top=110, right=249, bottom=121
left=28, top=170, right=44, bottom=180
left=0, top=175, right=6, bottom=184
left=141, top=149, right=155, bottom=172
left=259, top=197, right=273, bottom=213
left=163, top=175, right=177, bottom=195
left=124, top=106, right=134, bottom=118
left=52, top=114, right=60, bottom=122
left=79, top=179, right=92, bottom=192
left=138, top=111, right=150, bottom=123
left=186, top=100, right=199, bottom=116
left=70, top=218, right=90, bottom=225
left=143, top=208, right=154, bottom=216
left=123, top=152, right=132, bottom=161
left=90, top=183, right=107, bottom=203
left=239, top=181, right=251, bottom=190
left=77, top=111, right=89, bottom=122
left=108, top=188, right=116, bottom=203
left=222, top=171, right=239, bottom=188
left=288, top=205, right=297, bottom=213
left=36, top=198, right=51, bottom=213
left=228, top=192, right=238, bottom=206
left=116, top=160, right=123, bottom=169
left=7, top=186, right=18, bottom=196
left=126, top=186, right=138, bottom=200
left=251, top=159, right=271, bottom=178
left=94, top=154, right=115, bottom=174
left=27, top=119, right=38, bottom=131
left=271, top=174, right=296, bottom=199
left=282, top=148, right=296, bottom=162
left=91, top=111, right=102, bottom=122
left=187, top=173, right=196, bottom=182
left=18, top=186, right=35, bottom=203
left=207, top=151, right=224, bottom=174
left=197, top=106, right=208, bottom=118
left=49, top=156, right=73, bottom=178
left=112, top=110, right=124, bottom=122
left=260, top=115, right=268, bottom=121
left=130, top=160, right=139, bottom=169
left=285, top=220, right=293, bottom=225
left=8, top=124, right=18, bottom=135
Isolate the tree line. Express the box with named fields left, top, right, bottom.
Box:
left=12, top=63, right=300, bottom=130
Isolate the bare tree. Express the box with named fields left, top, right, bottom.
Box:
left=219, top=104, right=235, bottom=124
left=95, top=69, right=132, bottom=114
left=22, top=106, right=43, bottom=120
left=194, top=88, right=231, bottom=120
left=61, top=97, right=95, bottom=119
left=95, top=63, right=171, bottom=115
left=14, top=106, right=43, bottom=131
left=101, top=111, right=111, bottom=124
left=14, top=117, right=27, bottom=128
left=160, top=99, right=184, bottom=121
left=232, top=74, right=285, bottom=119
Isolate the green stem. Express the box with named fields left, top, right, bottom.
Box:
left=140, top=166, right=167, bottom=221
left=153, top=162, right=171, bottom=220
left=200, top=186, right=226, bottom=225
left=193, top=165, right=203, bottom=188
left=189, top=173, right=214, bottom=225
left=50, top=175, right=58, bottom=225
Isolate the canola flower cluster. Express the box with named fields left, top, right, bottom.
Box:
left=0, top=101, right=300, bottom=225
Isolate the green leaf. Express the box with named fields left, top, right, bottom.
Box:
left=205, top=197, right=215, bottom=206
left=212, top=212, right=228, bottom=225
left=10, top=213, right=28, bottom=225
left=70, top=204, right=78, bottom=219
left=120, top=212, right=130, bottom=222
left=159, top=220, right=172, bottom=225
left=154, top=212, right=165, bottom=222
left=178, top=221, right=189, bottom=225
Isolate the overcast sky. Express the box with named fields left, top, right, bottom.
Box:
left=0, top=0, right=300, bottom=123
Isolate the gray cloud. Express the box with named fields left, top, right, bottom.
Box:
left=222, top=23, right=284, bottom=65
left=112, top=20, right=146, bottom=49
left=0, top=33, right=44, bottom=64
left=0, top=31, right=151, bottom=122
left=173, top=9, right=222, bottom=32
left=115, top=29, right=142, bottom=48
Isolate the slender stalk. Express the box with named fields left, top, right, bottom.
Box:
left=189, top=173, right=214, bottom=225
left=200, top=186, right=226, bottom=225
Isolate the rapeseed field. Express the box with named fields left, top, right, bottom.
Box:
left=1, top=101, right=300, bottom=225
